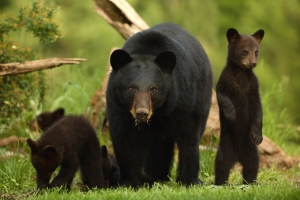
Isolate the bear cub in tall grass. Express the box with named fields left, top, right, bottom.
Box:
left=215, top=28, right=264, bottom=185
left=27, top=116, right=104, bottom=190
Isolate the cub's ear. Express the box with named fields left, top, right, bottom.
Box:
left=101, top=145, right=108, bottom=158
left=226, top=28, right=240, bottom=43
left=155, top=51, right=176, bottom=73
left=27, top=138, right=38, bottom=152
left=43, top=145, right=58, bottom=160
left=53, top=108, right=64, bottom=119
left=252, top=29, right=264, bottom=43
left=110, top=49, right=132, bottom=72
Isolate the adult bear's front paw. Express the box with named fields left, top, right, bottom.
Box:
left=250, top=126, right=263, bottom=145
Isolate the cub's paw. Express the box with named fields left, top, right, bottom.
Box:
left=224, top=107, right=236, bottom=123
left=250, top=126, right=263, bottom=145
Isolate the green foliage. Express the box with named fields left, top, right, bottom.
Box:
left=0, top=1, right=63, bottom=45
left=0, top=153, right=35, bottom=193
left=0, top=1, right=64, bottom=134
left=261, top=77, right=300, bottom=155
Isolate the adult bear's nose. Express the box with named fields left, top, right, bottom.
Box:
left=136, top=108, right=149, bottom=122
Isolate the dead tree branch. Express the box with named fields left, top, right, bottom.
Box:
left=94, top=0, right=149, bottom=39
left=0, top=58, right=86, bottom=76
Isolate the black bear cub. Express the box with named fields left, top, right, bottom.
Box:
left=214, top=28, right=264, bottom=185
left=30, top=108, right=65, bottom=132
left=100, top=145, right=120, bottom=188
left=27, top=116, right=104, bottom=190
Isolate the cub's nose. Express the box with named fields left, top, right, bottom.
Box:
left=136, top=108, right=149, bottom=122
left=251, top=62, right=257, bottom=68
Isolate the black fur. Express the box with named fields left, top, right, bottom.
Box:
left=214, top=28, right=264, bottom=185
left=27, top=116, right=104, bottom=190
left=106, top=22, right=213, bottom=187
left=29, top=108, right=65, bottom=132
left=101, top=145, right=120, bottom=188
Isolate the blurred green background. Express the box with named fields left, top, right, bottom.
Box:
left=1, top=0, right=299, bottom=123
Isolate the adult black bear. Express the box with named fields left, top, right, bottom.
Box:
left=106, top=22, right=213, bottom=187
left=214, top=28, right=264, bottom=185
left=27, top=116, right=104, bottom=190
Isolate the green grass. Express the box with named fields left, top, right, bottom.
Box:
left=261, top=76, right=300, bottom=156
left=1, top=139, right=300, bottom=199
left=19, top=183, right=300, bottom=200
left=0, top=152, right=299, bottom=200
left=0, top=152, right=299, bottom=199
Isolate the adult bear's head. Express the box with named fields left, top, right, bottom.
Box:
left=110, top=49, right=176, bottom=124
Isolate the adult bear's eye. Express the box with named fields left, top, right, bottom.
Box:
left=149, top=86, right=157, bottom=94
left=128, top=84, right=136, bottom=93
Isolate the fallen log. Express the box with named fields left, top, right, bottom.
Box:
left=0, top=136, right=26, bottom=147
left=0, top=58, right=86, bottom=76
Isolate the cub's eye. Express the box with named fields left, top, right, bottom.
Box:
left=255, top=50, right=259, bottom=57
left=150, top=86, right=157, bottom=94
left=128, top=85, right=136, bottom=93
left=242, top=50, right=248, bottom=55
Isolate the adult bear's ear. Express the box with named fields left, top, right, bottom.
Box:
left=27, top=138, right=38, bottom=152
left=226, top=28, right=240, bottom=43
left=110, top=49, right=132, bottom=72
left=101, top=145, right=108, bottom=158
left=155, top=51, right=176, bottom=73
left=252, top=29, right=264, bottom=43
left=43, top=145, right=58, bottom=160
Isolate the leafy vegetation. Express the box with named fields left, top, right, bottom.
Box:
left=0, top=1, right=64, bottom=134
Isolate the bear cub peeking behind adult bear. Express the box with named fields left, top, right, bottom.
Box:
left=214, top=28, right=264, bottom=185
left=27, top=116, right=104, bottom=190
left=106, top=22, right=213, bottom=187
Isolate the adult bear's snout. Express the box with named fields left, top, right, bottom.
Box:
left=136, top=108, right=149, bottom=122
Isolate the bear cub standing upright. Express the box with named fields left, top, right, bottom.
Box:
left=27, top=116, right=104, bottom=190
left=214, top=28, right=264, bottom=185
left=106, top=22, right=213, bottom=187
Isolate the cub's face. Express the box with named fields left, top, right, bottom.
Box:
left=110, top=50, right=176, bottom=123
left=27, top=139, right=62, bottom=181
left=228, top=36, right=260, bottom=70
left=226, top=28, right=264, bottom=70
left=31, top=152, right=61, bottom=180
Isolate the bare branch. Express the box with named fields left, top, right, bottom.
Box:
left=0, top=58, right=86, bottom=76
left=94, top=0, right=149, bottom=39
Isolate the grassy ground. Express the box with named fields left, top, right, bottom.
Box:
left=0, top=150, right=299, bottom=199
